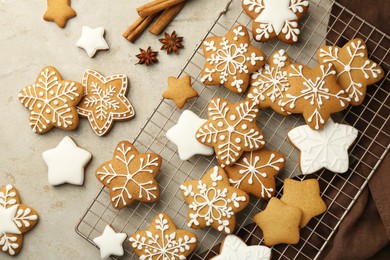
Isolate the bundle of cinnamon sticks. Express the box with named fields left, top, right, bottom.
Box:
left=123, top=0, right=186, bottom=43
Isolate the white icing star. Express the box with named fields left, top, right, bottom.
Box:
left=76, top=26, right=109, bottom=58
left=213, top=235, right=271, bottom=260
left=42, top=136, right=92, bottom=186
left=93, top=225, right=127, bottom=259
left=166, top=110, right=214, bottom=160
left=256, top=0, right=297, bottom=34
left=0, top=205, right=21, bottom=234
left=288, top=119, right=358, bottom=174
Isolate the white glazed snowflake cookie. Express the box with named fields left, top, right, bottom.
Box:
left=247, top=49, right=292, bottom=115
left=76, top=26, right=109, bottom=58
left=93, top=225, right=127, bottom=259
left=129, top=213, right=198, bottom=260
left=242, top=0, right=309, bottom=43
left=180, top=166, right=249, bottom=234
left=200, top=25, right=266, bottom=94
left=0, top=185, right=39, bottom=256
left=77, top=69, right=135, bottom=136
left=288, top=118, right=358, bottom=174
left=317, top=38, right=384, bottom=106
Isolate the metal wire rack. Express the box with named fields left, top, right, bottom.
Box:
left=75, top=0, right=389, bottom=259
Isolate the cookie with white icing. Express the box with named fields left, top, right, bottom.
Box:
left=200, top=25, right=266, bottom=94
left=76, top=26, right=109, bottom=58
left=317, top=38, right=384, bottom=106
left=242, top=0, right=309, bottom=44
left=93, top=225, right=127, bottom=259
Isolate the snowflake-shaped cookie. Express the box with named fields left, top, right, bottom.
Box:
left=200, top=25, right=266, bottom=93
left=0, top=185, right=39, bottom=256
left=242, top=0, right=309, bottom=43
left=224, top=149, right=285, bottom=200
left=247, top=49, right=292, bottom=115
left=18, top=66, right=84, bottom=134
left=130, top=213, right=198, bottom=260
left=281, top=63, right=350, bottom=130
left=317, top=38, right=384, bottom=106
left=180, top=166, right=249, bottom=234
left=77, top=69, right=135, bottom=136
left=196, top=98, right=265, bottom=167
left=95, top=141, right=162, bottom=209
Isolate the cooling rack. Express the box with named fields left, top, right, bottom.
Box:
left=75, top=0, right=389, bottom=259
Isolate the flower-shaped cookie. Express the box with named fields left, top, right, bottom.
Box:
left=0, top=185, right=39, bottom=256
left=242, top=0, right=309, bottom=43
left=200, top=25, right=266, bottom=93
left=317, top=38, right=384, bottom=106
left=77, top=69, right=135, bottom=136
left=95, top=141, right=162, bottom=209
left=247, top=49, right=292, bottom=115
left=196, top=98, right=265, bottom=167
left=130, top=213, right=198, bottom=259
left=281, top=63, right=350, bottom=130
left=18, top=66, right=83, bottom=134
left=180, top=166, right=249, bottom=234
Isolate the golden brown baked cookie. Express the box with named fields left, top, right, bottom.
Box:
left=162, top=75, right=198, bottom=109
left=43, top=0, right=76, bottom=28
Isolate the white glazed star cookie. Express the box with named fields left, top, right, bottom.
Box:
left=76, top=26, right=109, bottom=58
left=93, top=225, right=127, bottom=259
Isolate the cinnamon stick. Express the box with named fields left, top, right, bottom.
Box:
left=149, top=1, right=186, bottom=35
left=123, top=16, right=146, bottom=38
left=123, top=14, right=158, bottom=43
left=137, top=0, right=184, bottom=18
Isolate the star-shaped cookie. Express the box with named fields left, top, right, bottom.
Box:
left=95, top=141, right=162, bottom=209
left=162, top=75, right=198, bottom=109
left=254, top=197, right=302, bottom=246
left=281, top=179, right=327, bottom=227
left=166, top=110, right=214, bottom=160
left=18, top=66, right=84, bottom=134
left=42, top=136, right=92, bottom=186
left=200, top=25, right=266, bottom=93
left=130, top=213, right=198, bottom=260
left=317, top=38, right=384, bottom=106
left=77, top=69, right=135, bottom=136
left=180, top=166, right=249, bottom=234
left=288, top=118, right=358, bottom=174
left=196, top=97, right=265, bottom=167
left=93, top=225, right=127, bottom=259
left=43, top=0, right=76, bottom=28
left=76, top=26, right=110, bottom=58
left=0, top=185, right=39, bottom=256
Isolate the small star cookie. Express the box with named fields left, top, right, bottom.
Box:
left=130, top=213, right=198, bottom=260
left=43, top=0, right=76, bottom=28
left=162, top=75, right=198, bottom=109
left=95, top=141, right=162, bottom=209
left=76, top=26, right=110, bottom=58
left=93, top=225, right=127, bottom=259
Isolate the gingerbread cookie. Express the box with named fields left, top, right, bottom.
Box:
left=317, top=38, right=384, bottom=106
left=162, top=75, right=198, bottom=109
left=76, top=26, right=109, bottom=58
left=224, top=149, right=285, bottom=200
left=93, top=225, right=127, bottom=259
left=247, top=49, right=292, bottom=115
left=18, top=66, right=84, bottom=134
left=200, top=25, right=266, bottom=93
left=254, top=197, right=302, bottom=246
left=77, top=69, right=135, bottom=136
left=242, top=0, right=309, bottom=43
left=288, top=118, right=358, bottom=175
left=196, top=98, right=265, bottom=167
left=281, top=179, right=327, bottom=227
left=43, top=0, right=76, bottom=28
left=0, top=185, right=39, bottom=256
left=281, top=62, right=350, bottom=130
left=130, top=213, right=197, bottom=260
left=95, top=141, right=162, bottom=209
left=180, top=166, right=249, bottom=234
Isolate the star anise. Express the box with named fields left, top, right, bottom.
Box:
left=136, top=47, right=158, bottom=66
left=159, top=31, right=184, bottom=55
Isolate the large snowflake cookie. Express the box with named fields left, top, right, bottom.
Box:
left=130, top=212, right=198, bottom=260
left=242, top=0, right=309, bottom=43
left=0, top=185, right=39, bottom=256
left=281, top=62, right=351, bottom=130
left=247, top=49, right=292, bottom=115
left=77, top=69, right=135, bottom=136
left=95, top=141, right=162, bottom=209
left=196, top=98, right=265, bottom=167
left=180, top=166, right=249, bottom=234
left=224, top=149, right=285, bottom=200
left=200, top=25, right=266, bottom=94
left=18, top=66, right=84, bottom=134
left=288, top=118, right=358, bottom=175
left=317, top=38, right=384, bottom=106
